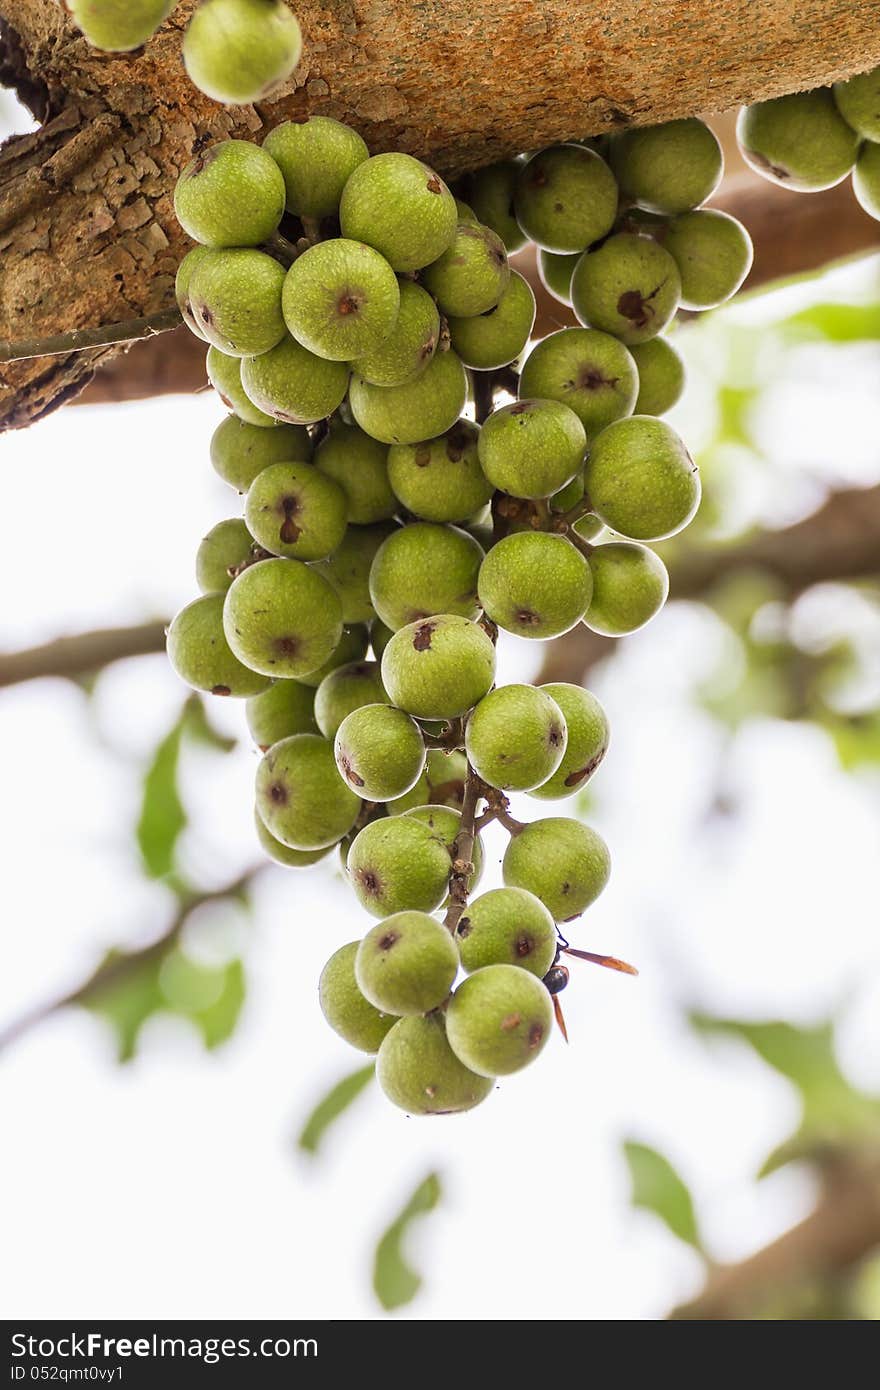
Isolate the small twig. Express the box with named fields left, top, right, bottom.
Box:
left=565, top=528, right=595, bottom=560
left=443, top=765, right=483, bottom=934
left=0, top=308, right=183, bottom=363
left=300, top=215, right=323, bottom=245
left=479, top=787, right=525, bottom=837
left=0, top=866, right=265, bottom=1054
left=531, top=498, right=552, bottom=530
left=262, top=230, right=306, bottom=267
left=422, top=718, right=464, bottom=751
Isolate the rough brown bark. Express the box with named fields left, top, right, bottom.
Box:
left=71, top=166, right=880, bottom=408
left=3, top=1, right=880, bottom=431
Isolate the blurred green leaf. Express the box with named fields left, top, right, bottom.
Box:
left=183, top=695, right=237, bottom=753
left=83, top=944, right=246, bottom=1063
left=623, top=1141, right=702, bottom=1252
left=137, top=709, right=187, bottom=880
left=136, top=696, right=237, bottom=881
left=690, top=1014, right=880, bottom=1165
left=373, top=1171, right=443, bottom=1312
left=298, top=1065, right=375, bottom=1157
left=83, top=950, right=165, bottom=1063
left=780, top=301, right=880, bottom=344
left=823, top=710, right=880, bottom=770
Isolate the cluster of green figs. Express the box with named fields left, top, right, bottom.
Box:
left=161, top=59, right=880, bottom=1111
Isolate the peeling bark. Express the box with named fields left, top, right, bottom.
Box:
left=2, top=0, right=880, bottom=431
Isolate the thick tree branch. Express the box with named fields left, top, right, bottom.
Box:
left=673, top=1153, right=880, bottom=1319
left=72, top=162, right=880, bottom=409
left=3, top=1, right=880, bottom=429
left=0, top=619, right=168, bottom=687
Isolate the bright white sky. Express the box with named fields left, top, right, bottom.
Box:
left=1, top=93, right=879, bottom=1321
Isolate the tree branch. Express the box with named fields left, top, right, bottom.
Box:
left=0, top=308, right=182, bottom=363
left=3, top=1, right=880, bottom=429
left=0, top=619, right=168, bottom=688
left=0, top=865, right=264, bottom=1054
left=72, top=159, right=880, bottom=409
left=673, top=1153, right=880, bottom=1319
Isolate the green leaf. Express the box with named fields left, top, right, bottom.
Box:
left=690, top=1013, right=880, bottom=1162
left=183, top=695, right=238, bottom=753
left=780, top=301, right=880, bottom=344
left=83, top=942, right=247, bottom=1063
left=298, top=1065, right=375, bottom=1156
left=83, top=950, right=165, bottom=1063
left=623, top=1140, right=702, bottom=1253
left=137, top=709, right=187, bottom=880
left=184, top=958, right=246, bottom=1050
left=373, top=1171, right=443, bottom=1312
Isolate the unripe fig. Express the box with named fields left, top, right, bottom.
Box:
left=167, top=593, right=270, bottom=697
left=263, top=116, right=369, bottom=219
left=245, top=462, right=348, bottom=561
left=223, top=557, right=343, bottom=677
left=196, top=518, right=255, bottom=593
left=456, top=887, right=557, bottom=977
left=355, top=911, right=459, bottom=1015
left=629, top=338, right=685, bottom=417
left=584, top=542, right=669, bottom=636
left=314, top=660, right=389, bottom=739
left=174, top=140, right=285, bottom=247
left=314, top=421, right=397, bottom=524
left=515, top=145, right=618, bottom=252
left=210, top=416, right=312, bottom=491
left=447, top=271, right=536, bottom=370
left=351, top=280, right=440, bottom=386
left=571, top=233, right=681, bottom=346
left=518, top=327, right=638, bottom=438
left=376, top=1013, right=494, bottom=1114
left=313, top=522, right=398, bottom=624
left=466, top=684, right=567, bottom=792
left=381, top=616, right=496, bottom=720
left=478, top=399, right=586, bottom=499
left=319, top=941, right=397, bottom=1052
left=420, top=221, right=510, bottom=317
left=335, top=704, right=426, bottom=802
left=502, top=817, right=610, bottom=920
left=66, top=0, right=175, bottom=52
left=387, top=421, right=493, bottom=524
left=368, top=523, right=483, bottom=630
left=347, top=817, right=452, bottom=916
left=446, top=964, right=553, bottom=1076
left=255, top=807, right=330, bottom=867
left=340, top=153, right=458, bottom=272
left=241, top=335, right=351, bottom=425
left=207, top=349, right=279, bottom=427
left=282, top=239, right=401, bottom=362
left=183, top=0, right=302, bottom=106
left=478, top=532, right=592, bottom=639
left=246, top=678, right=318, bottom=750
left=530, top=683, right=609, bottom=800
left=349, top=350, right=468, bottom=445
left=609, top=118, right=723, bottom=214
left=255, top=732, right=361, bottom=849
left=736, top=90, right=859, bottom=191
left=584, top=415, right=699, bottom=541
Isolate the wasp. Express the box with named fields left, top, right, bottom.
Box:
left=543, top=933, right=638, bottom=1042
